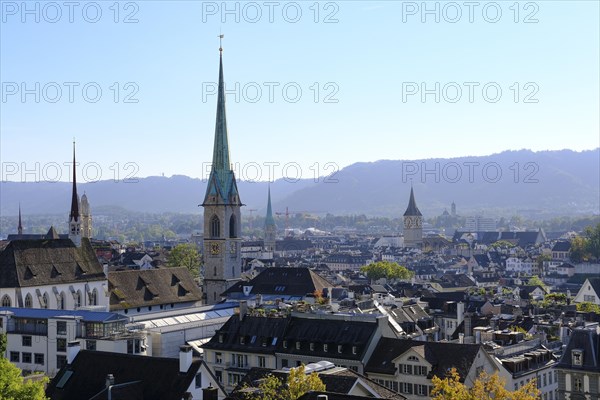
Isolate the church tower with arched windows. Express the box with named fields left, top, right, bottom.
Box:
left=202, top=42, right=242, bottom=305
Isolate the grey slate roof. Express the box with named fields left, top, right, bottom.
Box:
left=108, top=267, right=202, bottom=310
left=46, top=350, right=202, bottom=400
left=0, top=238, right=105, bottom=288
left=222, top=267, right=334, bottom=298
left=365, top=338, right=482, bottom=380
left=555, top=326, right=600, bottom=372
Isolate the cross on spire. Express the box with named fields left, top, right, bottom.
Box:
left=218, top=34, right=224, bottom=53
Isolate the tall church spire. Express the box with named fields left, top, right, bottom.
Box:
left=17, top=204, right=23, bottom=236
left=265, top=185, right=275, bottom=227
left=69, top=141, right=80, bottom=222
left=212, top=40, right=231, bottom=181
left=202, top=39, right=242, bottom=305
left=68, top=141, right=81, bottom=246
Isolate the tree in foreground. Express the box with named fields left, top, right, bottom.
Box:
left=0, top=334, right=48, bottom=400
left=360, top=261, right=413, bottom=283
left=431, top=367, right=539, bottom=400
left=247, top=364, right=326, bottom=400
left=167, top=243, right=201, bottom=278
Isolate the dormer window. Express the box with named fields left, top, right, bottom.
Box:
left=323, top=344, right=328, bottom=352
left=338, top=345, right=343, bottom=354
left=352, top=346, right=357, bottom=355
left=296, top=341, right=301, bottom=350
left=283, top=340, right=288, bottom=349
left=310, top=343, right=315, bottom=351
left=218, top=333, right=224, bottom=343
left=240, top=336, right=245, bottom=345
left=572, top=349, right=583, bottom=366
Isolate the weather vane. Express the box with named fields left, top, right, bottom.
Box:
left=218, top=33, right=224, bottom=53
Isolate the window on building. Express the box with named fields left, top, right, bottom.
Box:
left=195, top=372, right=202, bottom=388
left=296, top=341, right=301, bottom=350
left=415, top=365, right=428, bottom=375
left=215, top=370, right=222, bottom=383
left=400, top=364, right=413, bottom=374
left=90, top=289, right=98, bottom=306
left=10, top=352, right=20, bottom=362
left=323, top=343, right=328, bottom=352
left=573, top=377, right=582, bottom=392
left=75, top=290, right=82, bottom=308
left=338, top=344, right=343, bottom=353
left=281, top=359, right=288, bottom=368
left=34, top=353, right=44, bottom=365
left=416, top=384, right=428, bottom=396
left=211, top=215, right=220, bottom=238
left=58, top=292, right=65, bottom=310
left=408, top=355, right=419, bottom=362
left=41, top=292, right=50, bottom=309
left=400, top=382, right=413, bottom=394
left=57, top=321, right=67, bottom=335
left=229, top=215, right=236, bottom=238
left=310, top=343, right=314, bottom=351
left=572, top=350, right=583, bottom=366
left=22, top=352, right=32, bottom=363
left=549, top=371, right=552, bottom=384
left=86, top=340, right=96, bottom=351
left=215, top=352, right=222, bottom=364
left=57, top=355, right=67, bottom=369
left=57, top=338, right=67, bottom=352
left=1, top=295, right=11, bottom=307
left=22, top=336, right=32, bottom=347
left=24, top=294, right=32, bottom=308
left=258, top=356, right=266, bottom=368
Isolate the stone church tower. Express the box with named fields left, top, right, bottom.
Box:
left=403, top=186, right=423, bottom=248
left=81, top=193, right=92, bottom=239
left=202, top=44, right=242, bottom=305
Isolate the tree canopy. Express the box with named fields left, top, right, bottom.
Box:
left=167, top=243, right=201, bottom=278
left=0, top=334, right=48, bottom=400
left=431, top=368, right=539, bottom=400
left=360, top=261, right=413, bottom=282
left=246, top=364, right=326, bottom=400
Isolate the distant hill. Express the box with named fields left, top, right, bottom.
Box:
left=1, top=149, right=598, bottom=218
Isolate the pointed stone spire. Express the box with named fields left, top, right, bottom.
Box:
left=69, top=141, right=80, bottom=222
left=265, top=185, right=276, bottom=228
left=403, top=185, right=422, bottom=216
left=211, top=41, right=231, bottom=183
left=18, top=204, right=23, bottom=236
left=203, top=38, right=240, bottom=206
left=68, top=141, right=81, bottom=246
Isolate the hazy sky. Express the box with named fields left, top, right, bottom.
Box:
left=1, top=0, right=598, bottom=183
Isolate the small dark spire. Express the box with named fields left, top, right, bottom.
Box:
left=403, top=186, right=422, bottom=217
left=265, top=185, right=276, bottom=227
left=69, top=141, right=80, bottom=221
left=18, top=203, right=23, bottom=236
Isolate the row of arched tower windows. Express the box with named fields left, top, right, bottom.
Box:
left=0, top=289, right=98, bottom=309
left=210, top=215, right=237, bottom=238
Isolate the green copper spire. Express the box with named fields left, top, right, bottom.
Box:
left=265, top=185, right=276, bottom=227
left=211, top=48, right=231, bottom=181
left=203, top=39, right=240, bottom=206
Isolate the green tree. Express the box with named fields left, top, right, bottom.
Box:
left=0, top=332, right=6, bottom=355
left=576, top=302, right=600, bottom=313
left=167, top=243, right=201, bottom=278
left=360, top=261, right=413, bottom=283
left=526, top=275, right=546, bottom=289
left=0, top=357, right=48, bottom=399
left=247, top=364, right=326, bottom=400
left=570, top=236, right=589, bottom=263
left=431, top=367, right=539, bottom=400
left=584, top=223, right=600, bottom=260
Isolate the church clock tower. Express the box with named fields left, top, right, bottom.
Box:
left=202, top=40, right=242, bottom=305
left=403, top=186, right=423, bottom=248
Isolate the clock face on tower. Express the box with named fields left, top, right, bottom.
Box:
left=210, top=242, right=221, bottom=255
left=405, top=217, right=413, bottom=229
left=415, top=218, right=422, bottom=228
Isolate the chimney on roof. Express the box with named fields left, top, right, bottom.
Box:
left=105, top=374, right=115, bottom=389
left=67, top=341, right=80, bottom=364
left=202, top=384, right=218, bottom=400
left=239, top=300, right=248, bottom=321
left=179, top=345, right=193, bottom=373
